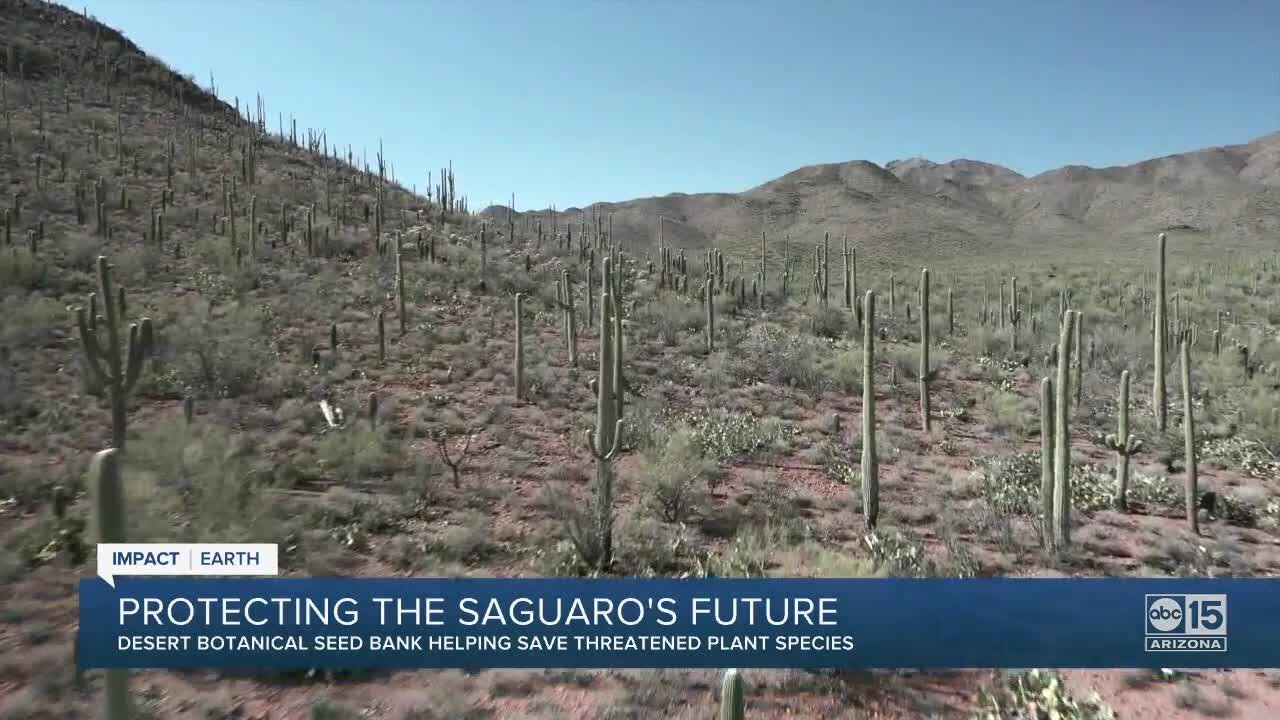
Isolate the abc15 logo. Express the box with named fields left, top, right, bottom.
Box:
left=1145, top=594, right=1227, bottom=636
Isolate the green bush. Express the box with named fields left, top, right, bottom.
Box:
left=637, top=425, right=715, bottom=523
left=146, top=298, right=271, bottom=399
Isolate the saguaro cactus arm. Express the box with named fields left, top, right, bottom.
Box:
left=586, top=420, right=624, bottom=462
left=75, top=307, right=109, bottom=386
left=123, top=319, right=154, bottom=392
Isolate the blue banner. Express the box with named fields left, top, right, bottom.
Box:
left=78, top=577, right=1280, bottom=669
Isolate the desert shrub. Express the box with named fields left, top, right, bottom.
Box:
left=1234, top=382, right=1280, bottom=455
left=779, top=543, right=883, bottom=578
left=731, top=323, right=831, bottom=392
left=2, top=295, right=64, bottom=347
left=61, top=234, right=105, bottom=272
left=888, top=344, right=949, bottom=382
left=805, top=305, right=849, bottom=339
left=637, top=295, right=702, bottom=346
left=619, top=395, right=670, bottom=451
left=694, top=524, right=786, bottom=578
left=970, top=325, right=1012, bottom=358
left=111, top=244, right=161, bottom=285
left=981, top=389, right=1036, bottom=437
left=816, top=437, right=857, bottom=485
left=677, top=406, right=791, bottom=459
left=739, top=469, right=805, bottom=528
left=307, top=487, right=404, bottom=548
left=433, top=510, right=492, bottom=563
left=146, top=298, right=270, bottom=399
left=1198, top=436, right=1280, bottom=482
left=121, top=422, right=287, bottom=545
left=637, top=425, right=715, bottom=523
left=312, top=425, right=401, bottom=482
left=1090, top=322, right=1147, bottom=381
left=887, top=344, right=920, bottom=381
left=977, top=669, right=1116, bottom=720
left=972, top=452, right=1183, bottom=518
left=614, top=513, right=697, bottom=576
left=830, top=346, right=863, bottom=394
left=0, top=248, right=51, bottom=291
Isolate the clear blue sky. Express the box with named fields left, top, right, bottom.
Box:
left=81, top=1, right=1278, bottom=211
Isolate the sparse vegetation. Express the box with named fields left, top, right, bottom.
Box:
left=1, top=2, right=1277, bottom=718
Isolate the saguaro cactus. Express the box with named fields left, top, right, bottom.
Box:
left=75, top=257, right=154, bottom=449
left=581, top=262, right=623, bottom=570
left=1052, top=310, right=1077, bottom=549
left=705, top=276, right=715, bottom=351
left=919, top=268, right=931, bottom=432
left=376, top=311, right=386, bottom=364
left=514, top=293, right=525, bottom=401
left=1105, top=370, right=1143, bottom=512
left=395, top=244, right=407, bottom=334
left=89, top=448, right=132, bottom=719
left=1072, top=311, right=1083, bottom=408
left=822, top=231, right=830, bottom=305
left=842, top=234, right=851, bottom=310
left=1039, top=377, right=1055, bottom=552
left=1009, top=276, right=1019, bottom=352
left=947, top=287, right=954, bottom=336
left=720, top=669, right=745, bottom=720
left=248, top=195, right=257, bottom=257
left=556, top=271, right=578, bottom=366
left=1181, top=340, right=1198, bottom=535
left=760, top=230, right=767, bottom=294
left=1154, top=233, right=1168, bottom=429
left=479, top=225, right=488, bottom=291
left=861, top=291, right=878, bottom=530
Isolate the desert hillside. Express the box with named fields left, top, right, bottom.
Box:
left=3, top=2, right=1280, bottom=720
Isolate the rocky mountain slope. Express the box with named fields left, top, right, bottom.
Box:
left=485, top=132, right=1280, bottom=266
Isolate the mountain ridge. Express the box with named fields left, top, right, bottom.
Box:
left=482, top=131, right=1280, bottom=264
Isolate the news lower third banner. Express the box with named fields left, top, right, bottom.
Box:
left=78, top=576, right=1280, bottom=670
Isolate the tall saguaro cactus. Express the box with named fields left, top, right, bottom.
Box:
left=395, top=242, right=407, bottom=334
left=1105, top=370, right=1142, bottom=512
left=1154, top=233, right=1168, bottom=430
left=89, top=448, right=132, bottom=719
left=705, top=276, right=715, bottom=351
left=1009, top=276, right=1019, bottom=352
left=1039, top=377, right=1056, bottom=552
left=479, top=225, right=488, bottom=291
left=76, top=257, right=154, bottom=449
left=759, top=230, right=767, bottom=294
left=842, top=234, right=852, bottom=310
left=1180, top=340, right=1198, bottom=535
left=919, top=268, right=931, bottom=432
left=1072, top=311, right=1083, bottom=408
left=556, top=270, right=578, bottom=367
left=720, top=669, right=745, bottom=720
left=947, top=287, right=954, bottom=336
left=822, top=231, right=830, bottom=305
left=861, top=291, right=879, bottom=530
left=580, top=259, right=623, bottom=571
left=1052, top=311, right=1077, bottom=549
left=514, top=293, right=525, bottom=401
